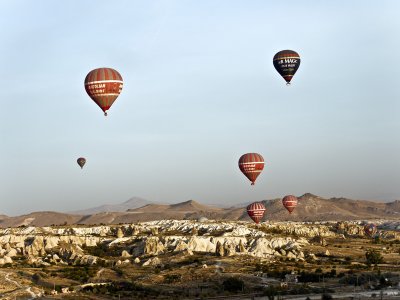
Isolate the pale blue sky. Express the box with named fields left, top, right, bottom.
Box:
left=1, top=1, right=399, bottom=215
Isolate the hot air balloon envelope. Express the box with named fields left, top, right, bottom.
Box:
left=282, top=195, right=298, bottom=214
left=77, top=157, right=86, bottom=169
left=364, top=223, right=377, bottom=237
left=238, top=153, right=265, bottom=185
left=247, top=202, right=266, bottom=224
left=273, top=50, right=300, bottom=85
left=84, top=68, right=123, bottom=116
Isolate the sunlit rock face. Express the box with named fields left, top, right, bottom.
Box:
left=0, top=219, right=397, bottom=266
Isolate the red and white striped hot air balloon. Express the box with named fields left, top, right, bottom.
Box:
left=364, top=223, right=377, bottom=237
left=247, top=202, right=266, bottom=224
left=282, top=195, right=298, bottom=214
left=238, top=153, right=265, bottom=185
left=84, top=68, right=123, bottom=116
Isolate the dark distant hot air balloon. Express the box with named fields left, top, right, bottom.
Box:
left=364, top=223, right=377, bottom=237
left=247, top=202, right=266, bottom=224
left=273, top=50, right=301, bottom=85
left=282, top=195, right=298, bottom=214
left=77, top=157, right=86, bottom=169
left=238, top=153, right=265, bottom=185
left=84, top=68, right=123, bottom=116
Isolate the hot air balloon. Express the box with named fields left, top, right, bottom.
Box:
left=282, top=195, right=298, bottom=214
left=247, top=202, right=266, bottom=224
left=84, top=68, right=123, bottom=116
left=238, top=153, right=265, bottom=185
left=364, top=223, right=377, bottom=237
left=273, top=50, right=300, bottom=85
left=77, top=157, right=86, bottom=169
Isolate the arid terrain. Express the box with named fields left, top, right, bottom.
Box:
left=0, top=195, right=399, bottom=299
left=0, top=218, right=399, bottom=299
left=1, top=194, right=400, bottom=228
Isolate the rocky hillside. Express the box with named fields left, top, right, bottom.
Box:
left=0, top=219, right=398, bottom=268
left=260, top=193, right=400, bottom=221
left=1, top=194, right=399, bottom=227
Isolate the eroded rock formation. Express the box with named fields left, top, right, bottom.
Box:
left=0, top=219, right=397, bottom=267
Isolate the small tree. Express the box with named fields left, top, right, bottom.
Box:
left=264, top=286, right=277, bottom=300
left=329, top=269, right=337, bottom=277
left=365, top=249, right=383, bottom=265
left=321, top=293, right=333, bottom=300
left=372, top=236, right=381, bottom=244
left=32, top=273, right=41, bottom=283
left=223, top=277, right=244, bottom=292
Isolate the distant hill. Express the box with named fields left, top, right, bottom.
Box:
left=124, top=200, right=224, bottom=221
left=258, top=193, right=400, bottom=221
left=0, top=194, right=399, bottom=228
left=0, top=214, right=9, bottom=220
left=128, top=200, right=223, bottom=213
left=169, top=199, right=221, bottom=212
left=386, top=200, right=400, bottom=211
left=0, top=211, right=82, bottom=228
left=69, top=197, right=153, bottom=215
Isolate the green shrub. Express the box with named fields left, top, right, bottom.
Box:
left=365, top=249, right=384, bottom=265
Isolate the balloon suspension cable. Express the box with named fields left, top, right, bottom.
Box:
left=286, top=82, right=291, bottom=86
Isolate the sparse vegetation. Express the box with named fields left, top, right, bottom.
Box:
left=57, top=266, right=99, bottom=283
left=163, top=273, right=182, bottom=283
left=365, top=249, right=384, bottom=265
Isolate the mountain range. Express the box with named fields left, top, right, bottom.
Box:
left=0, top=193, right=399, bottom=228
left=68, top=197, right=152, bottom=215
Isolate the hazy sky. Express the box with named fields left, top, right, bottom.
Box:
left=1, top=1, right=400, bottom=215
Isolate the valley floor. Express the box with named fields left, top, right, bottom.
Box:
left=0, top=220, right=399, bottom=299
